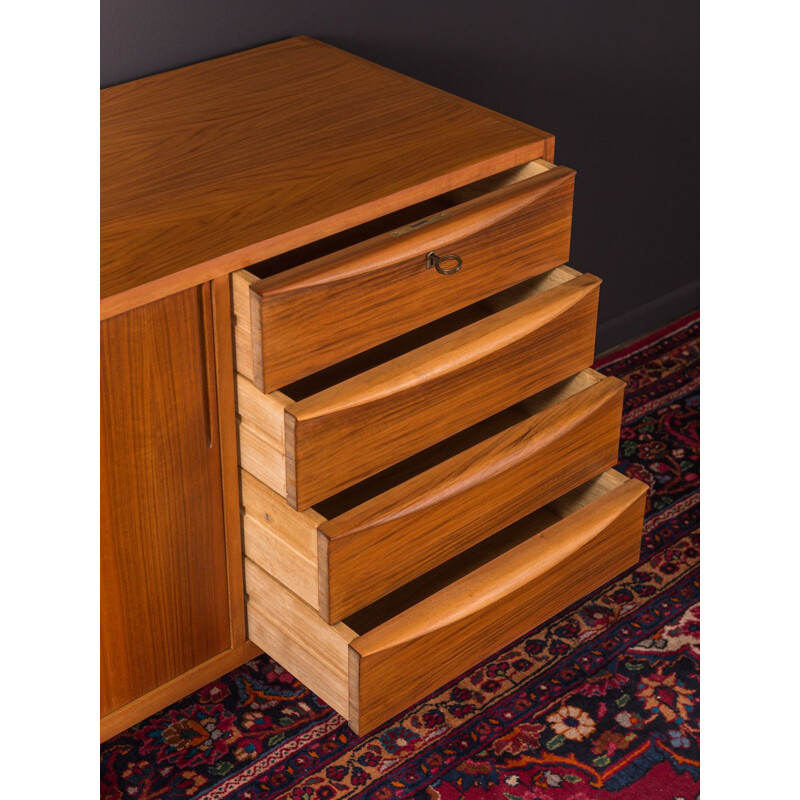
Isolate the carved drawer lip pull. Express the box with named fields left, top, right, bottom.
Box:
left=243, top=163, right=575, bottom=392
left=426, top=251, right=463, bottom=275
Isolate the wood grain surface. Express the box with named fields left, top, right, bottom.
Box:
left=100, top=287, right=231, bottom=717
left=317, top=371, right=624, bottom=622
left=347, top=474, right=647, bottom=734
left=285, top=271, right=601, bottom=509
left=241, top=469, right=324, bottom=557
left=232, top=269, right=259, bottom=380
left=238, top=372, right=623, bottom=620
left=233, top=267, right=589, bottom=504
left=234, top=300, right=494, bottom=496
left=238, top=421, right=287, bottom=496
left=237, top=405, right=533, bottom=612
left=245, top=559, right=357, bottom=719
left=210, top=276, right=249, bottom=647
left=236, top=374, right=290, bottom=448
left=101, top=37, right=553, bottom=318
left=242, top=470, right=645, bottom=735
left=241, top=469, right=324, bottom=608
left=248, top=164, right=574, bottom=391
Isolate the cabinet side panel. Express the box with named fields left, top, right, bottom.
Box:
left=101, top=287, right=231, bottom=716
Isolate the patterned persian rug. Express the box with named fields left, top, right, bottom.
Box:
left=101, top=311, right=700, bottom=800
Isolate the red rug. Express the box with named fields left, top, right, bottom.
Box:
left=101, top=311, right=700, bottom=800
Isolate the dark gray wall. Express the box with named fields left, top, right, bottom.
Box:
left=102, top=0, right=698, bottom=352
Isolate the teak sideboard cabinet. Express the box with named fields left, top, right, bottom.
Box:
left=100, top=36, right=647, bottom=740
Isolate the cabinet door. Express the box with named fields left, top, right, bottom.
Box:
left=101, top=285, right=231, bottom=717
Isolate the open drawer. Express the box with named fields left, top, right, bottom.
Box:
left=245, top=469, right=647, bottom=735
left=241, top=367, right=625, bottom=622
left=236, top=266, right=601, bottom=510
left=232, top=158, right=575, bottom=392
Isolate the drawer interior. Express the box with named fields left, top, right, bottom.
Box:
left=240, top=159, right=555, bottom=285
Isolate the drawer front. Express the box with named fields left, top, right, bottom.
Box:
left=246, top=164, right=575, bottom=391
left=318, top=373, right=624, bottom=622
left=348, top=475, right=647, bottom=734
left=287, top=271, right=600, bottom=509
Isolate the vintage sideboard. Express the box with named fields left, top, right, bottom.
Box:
left=100, top=36, right=646, bottom=740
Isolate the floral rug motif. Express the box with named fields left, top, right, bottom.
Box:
left=101, top=311, right=700, bottom=800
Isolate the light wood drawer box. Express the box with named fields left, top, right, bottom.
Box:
left=245, top=469, right=647, bottom=735
left=241, top=367, right=624, bottom=622
left=232, top=158, right=575, bottom=392
left=236, top=265, right=600, bottom=510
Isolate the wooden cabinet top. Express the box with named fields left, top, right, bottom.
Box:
left=101, top=36, right=553, bottom=318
